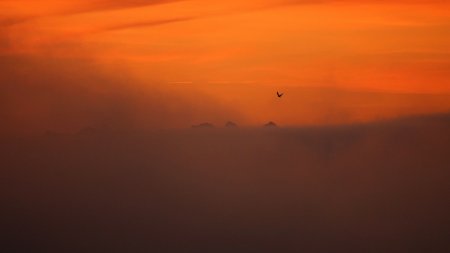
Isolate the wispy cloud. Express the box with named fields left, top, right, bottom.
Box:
left=168, top=81, right=195, bottom=85
left=0, top=17, right=32, bottom=27
left=90, top=16, right=196, bottom=34
left=0, top=0, right=185, bottom=27
left=60, top=0, right=185, bottom=16
left=274, top=0, right=450, bottom=4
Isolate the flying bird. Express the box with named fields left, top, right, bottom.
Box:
left=277, top=91, right=284, bottom=98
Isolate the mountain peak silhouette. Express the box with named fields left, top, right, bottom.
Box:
left=192, top=122, right=215, bottom=128
left=225, top=121, right=238, bottom=127
left=264, top=121, right=278, bottom=127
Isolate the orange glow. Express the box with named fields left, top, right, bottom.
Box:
left=1, top=0, right=450, bottom=130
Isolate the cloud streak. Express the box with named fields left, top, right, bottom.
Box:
left=89, top=16, right=196, bottom=34
left=0, top=0, right=184, bottom=27
left=59, top=0, right=185, bottom=16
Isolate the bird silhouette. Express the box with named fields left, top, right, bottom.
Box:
left=277, top=91, right=284, bottom=98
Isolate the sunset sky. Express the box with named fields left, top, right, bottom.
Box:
left=1, top=0, right=450, bottom=133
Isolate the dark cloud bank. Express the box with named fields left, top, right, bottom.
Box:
left=1, top=113, right=449, bottom=252
left=1, top=51, right=450, bottom=252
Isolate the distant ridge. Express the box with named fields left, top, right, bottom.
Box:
left=192, top=122, right=215, bottom=128
left=225, top=121, right=238, bottom=128
left=264, top=121, right=277, bottom=128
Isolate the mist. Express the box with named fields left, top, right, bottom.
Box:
left=0, top=55, right=239, bottom=135
left=1, top=113, right=449, bottom=252
left=1, top=1, right=450, bottom=251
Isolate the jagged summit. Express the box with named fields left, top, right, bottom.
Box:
left=263, top=121, right=278, bottom=128
left=225, top=121, right=238, bottom=127
left=192, top=122, right=215, bottom=128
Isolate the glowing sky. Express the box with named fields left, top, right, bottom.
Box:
left=1, top=0, right=450, bottom=131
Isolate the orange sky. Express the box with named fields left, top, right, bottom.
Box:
left=1, top=0, right=450, bottom=131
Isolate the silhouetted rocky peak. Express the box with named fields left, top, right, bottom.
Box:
left=264, top=121, right=277, bottom=128
left=192, top=122, right=215, bottom=128
left=225, top=121, right=238, bottom=127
